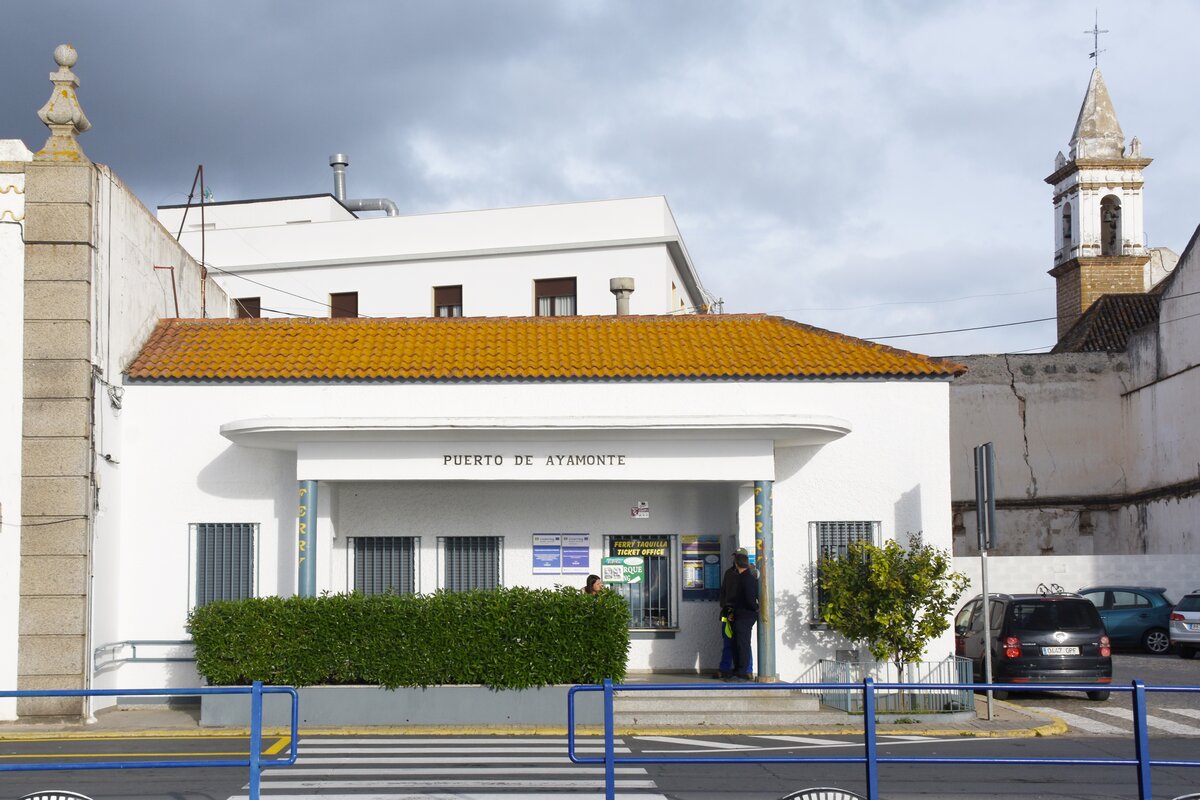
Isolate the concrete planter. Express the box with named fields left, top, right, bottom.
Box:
left=200, top=684, right=602, bottom=728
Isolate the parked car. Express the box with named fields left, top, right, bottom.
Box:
left=1170, top=589, right=1200, bottom=659
left=1078, top=586, right=1174, bottom=654
left=954, top=592, right=1112, bottom=701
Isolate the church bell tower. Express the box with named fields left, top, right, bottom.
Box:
left=1045, top=68, right=1151, bottom=340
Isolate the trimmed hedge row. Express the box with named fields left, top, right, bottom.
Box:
left=188, top=586, right=630, bottom=689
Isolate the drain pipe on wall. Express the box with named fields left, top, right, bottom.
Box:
left=329, top=154, right=400, bottom=217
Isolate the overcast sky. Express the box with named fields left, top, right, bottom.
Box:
left=5, top=1, right=1198, bottom=355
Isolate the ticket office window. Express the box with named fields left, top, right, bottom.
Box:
left=605, top=535, right=678, bottom=630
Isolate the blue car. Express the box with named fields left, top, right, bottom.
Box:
left=1078, top=586, right=1174, bottom=654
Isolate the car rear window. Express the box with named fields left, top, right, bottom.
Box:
left=1009, top=600, right=1101, bottom=631
left=1177, top=595, right=1200, bottom=612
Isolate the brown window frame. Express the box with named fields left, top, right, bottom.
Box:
left=330, top=291, right=358, bottom=318
left=234, top=297, right=261, bottom=319
left=534, top=277, right=577, bottom=317
left=434, top=285, right=463, bottom=317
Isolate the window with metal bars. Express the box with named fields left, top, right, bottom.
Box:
left=191, top=523, right=258, bottom=607
left=810, top=521, right=880, bottom=621
left=352, top=537, right=417, bottom=595
left=606, top=535, right=676, bottom=629
left=439, top=536, right=502, bottom=592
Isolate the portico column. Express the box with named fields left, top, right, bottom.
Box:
left=754, top=479, right=777, bottom=681
left=298, top=480, right=317, bottom=597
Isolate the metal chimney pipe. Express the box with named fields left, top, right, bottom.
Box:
left=328, top=153, right=400, bottom=217
left=610, top=277, right=635, bottom=315
left=329, top=153, right=348, bottom=202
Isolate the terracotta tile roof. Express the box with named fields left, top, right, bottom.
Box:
left=126, top=314, right=965, bottom=382
left=1052, top=294, right=1161, bottom=353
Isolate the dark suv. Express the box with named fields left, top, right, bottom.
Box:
left=955, top=592, right=1112, bottom=701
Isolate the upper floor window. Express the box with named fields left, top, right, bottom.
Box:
left=535, top=277, right=576, bottom=317
left=235, top=297, right=261, bottom=319
left=434, top=285, right=463, bottom=318
left=330, top=291, right=358, bottom=318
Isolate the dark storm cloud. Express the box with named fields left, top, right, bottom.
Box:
left=4, top=1, right=1200, bottom=354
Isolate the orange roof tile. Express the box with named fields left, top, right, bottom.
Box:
left=125, top=315, right=966, bottom=382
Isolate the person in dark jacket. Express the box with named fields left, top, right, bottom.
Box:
left=717, top=548, right=754, bottom=678
left=728, top=551, right=759, bottom=682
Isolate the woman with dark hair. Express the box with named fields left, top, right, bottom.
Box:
left=584, top=574, right=604, bottom=595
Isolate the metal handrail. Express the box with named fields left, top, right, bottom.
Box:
left=0, top=683, right=298, bottom=800
left=567, top=678, right=1200, bottom=800
left=92, top=639, right=195, bottom=670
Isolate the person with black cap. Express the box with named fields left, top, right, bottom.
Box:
left=716, top=547, right=754, bottom=679
left=728, top=550, right=759, bottom=681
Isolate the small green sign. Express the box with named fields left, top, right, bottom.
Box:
left=601, top=555, right=644, bottom=585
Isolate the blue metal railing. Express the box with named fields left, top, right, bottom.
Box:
left=567, top=678, right=1200, bottom=800
left=0, top=683, right=298, bottom=800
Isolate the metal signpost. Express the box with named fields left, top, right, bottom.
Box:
left=974, top=442, right=997, bottom=720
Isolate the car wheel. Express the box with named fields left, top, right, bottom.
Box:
left=991, top=689, right=1009, bottom=701
left=1087, top=690, right=1110, bottom=701
left=1143, top=628, right=1171, bottom=654
left=1180, top=645, right=1197, bottom=660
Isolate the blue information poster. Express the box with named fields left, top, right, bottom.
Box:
left=561, top=533, right=590, bottom=574
left=681, top=534, right=721, bottom=601
left=532, top=534, right=562, bottom=574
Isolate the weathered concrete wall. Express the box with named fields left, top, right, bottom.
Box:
left=950, top=353, right=1133, bottom=556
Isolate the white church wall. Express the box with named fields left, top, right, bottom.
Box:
left=102, top=377, right=954, bottom=686
left=0, top=144, right=30, bottom=718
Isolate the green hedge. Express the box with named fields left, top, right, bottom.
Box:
left=187, top=586, right=630, bottom=689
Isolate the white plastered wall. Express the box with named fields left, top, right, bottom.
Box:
left=105, top=378, right=954, bottom=687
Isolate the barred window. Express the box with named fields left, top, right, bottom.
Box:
left=353, top=537, right=417, bottom=595
left=440, top=536, right=502, bottom=592
left=810, top=521, right=880, bottom=621
left=606, top=535, right=677, bottom=629
left=191, top=523, right=258, bottom=607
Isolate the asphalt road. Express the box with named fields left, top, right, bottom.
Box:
left=1, top=730, right=1197, bottom=800
left=997, top=650, right=1200, bottom=735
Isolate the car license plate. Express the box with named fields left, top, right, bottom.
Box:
left=1042, top=646, right=1079, bottom=655
left=1187, top=623, right=1200, bottom=631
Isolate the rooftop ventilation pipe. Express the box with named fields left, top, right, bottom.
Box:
left=610, top=277, right=635, bottom=315
left=329, top=154, right=400, bottom=217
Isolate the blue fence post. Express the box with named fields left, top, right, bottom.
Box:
left=863, top=676, right=879, bottom=800
left=249, top=681, right=264, bottom=800
left=603, top=678, right=616, bottom=800
left=1131, top=679, right=1152, bottom=800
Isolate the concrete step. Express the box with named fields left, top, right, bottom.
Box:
left=612, top=687, right=821, bottom=728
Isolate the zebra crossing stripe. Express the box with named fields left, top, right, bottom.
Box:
left=254, top=778, right=659, bottom=789
left=275, top=766, right=648, bottom=776
left=1026, top=707, right=1123, bottom=734
left=1161, top=707, right=1200, bottom=721
left=1092, top=706, right=1200, bottom=735
left=232, top=794, right=670, bottom=800
left=296, top=745, right=630, bottom=754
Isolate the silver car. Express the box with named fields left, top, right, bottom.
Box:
left=1169, top=590, right=1200, bottom=659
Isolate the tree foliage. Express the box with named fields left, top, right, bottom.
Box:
left=818, top=533, right=968, bottom=675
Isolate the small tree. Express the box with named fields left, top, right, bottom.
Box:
left=818, top=532, right=968, bottom=680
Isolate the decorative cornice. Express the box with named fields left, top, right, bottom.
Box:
left=1044, top=157, right=1153, bottom=186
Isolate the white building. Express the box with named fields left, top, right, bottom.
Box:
left=3, top=45, right=964, bottom=720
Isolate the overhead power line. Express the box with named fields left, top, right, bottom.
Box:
left=867, top=316, right=1056, bottom=341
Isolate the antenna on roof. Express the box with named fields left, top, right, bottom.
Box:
left=1084, top=9, right=1108, bottom=67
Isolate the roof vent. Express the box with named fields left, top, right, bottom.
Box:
left=329, top=154, right=399, bottom=217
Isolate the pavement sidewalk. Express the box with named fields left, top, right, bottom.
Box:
left=0, top=694, right=1063, bottom=740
